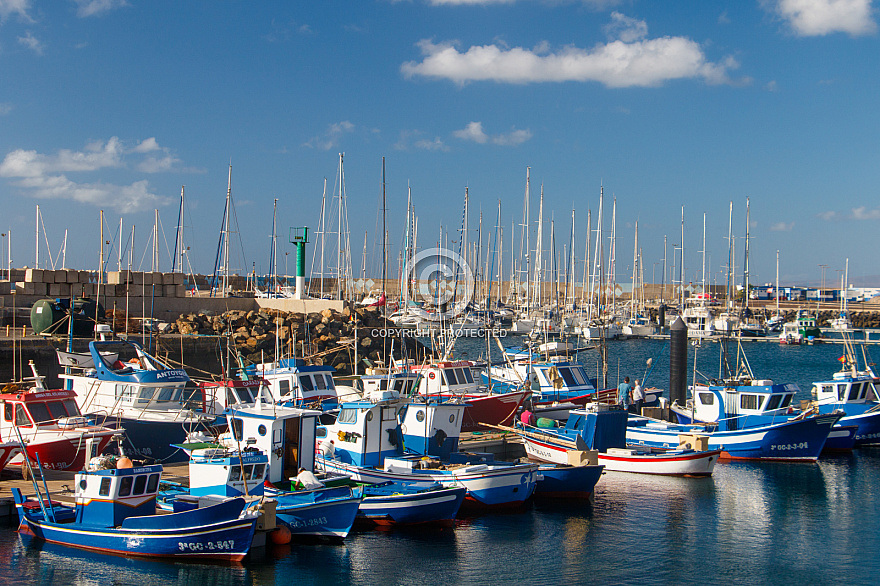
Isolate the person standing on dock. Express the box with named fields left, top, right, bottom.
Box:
left=618, top=376, right=633, bottom=412
left=632, top=379, right=645, bottom=415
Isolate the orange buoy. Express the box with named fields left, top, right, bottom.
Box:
left=116, top=456, right=133, bottom=469
left=269, top=524, right=292, bottom=545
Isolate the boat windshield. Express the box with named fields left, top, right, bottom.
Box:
left=135, top=385, right=184, bottom=404
left=26, top=400, right=81, bottom=424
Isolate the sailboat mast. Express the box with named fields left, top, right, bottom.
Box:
left=223, top=164, right=232, bottom=296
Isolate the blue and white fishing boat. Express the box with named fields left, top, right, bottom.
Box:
left=634, top=379, right=843, bottom=461
left=58, top=340, right=213, bottom=463
left=13, top=462, right=258, bottom=561
left=316, top=391, right=539, bottom=508
left=161, top=443, right=364, bottom=539
left=808, top=354, right=880, bottom=446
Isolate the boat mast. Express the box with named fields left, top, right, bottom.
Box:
left=532, top=184, right=544, bottom=309
left=35, top=204, right=39, bottom=269
left=223, top=164, right=232, bottom=296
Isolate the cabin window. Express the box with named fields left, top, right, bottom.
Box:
left=316, top=427, right=327, bottom=438
left=3, top=403, right=11, bottom=422
left=230, top=466, right=242, bottom=482
left=780, top=394, right=794, bottom=408
left=99, top=478, right=111, bottom=496
left=279, top=379, right=290, bottom=396
left=740, top=395, right=762, bottom=410
left=147, top=474, right=159, bottom=493
left=225, top=388, right=239, bottom=405
left=571, top=368, right=587, bottom=385
left=338, top=408, right=357, bottom=424
left=156, top=386, right=182, bottom=403
left=393, top=380, right=404, bottom=392
left=231, top=418, right=244, bottom=441
left=299, top=376, right=314, bottom=392
left=849, top=383, right=863, bottom=401
left=46, top=401, right=68, bottom=420
left=415, top=409, right=426, bottom=422
left=698, top=393, right=714, bottom=405
left=460, top=368, right=474, bottom=384
left=365, top=411, right=373, bottom=421
left=444, top=369, right=459, bottom=385
left=63, top=400, right=80, bottom=416
left=324, top=375, right=335, bottom=389
left=15, top=404, right=31, bottom=427
left=242, top=465, right=254, bottom=480
left=315, top=375, right=327, bottom=391
left=133, top=474, right=147, bottom=495
left=382, top=407, right=397, bottom=421
left=119, top=476, right=133, bottom=497
left=251, top=464, right=265, bottom=480
left=27, top=403, right=53, bottom=424
left=766, top=395, right=783, bottom=410
left=116, top=384, right=134, bottom=402
left=559, top=368, right=578, bottom=387
left=258, top=424, right=267, bottom=436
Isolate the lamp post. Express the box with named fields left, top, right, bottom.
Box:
left=1, top=232, right=6, bottom=281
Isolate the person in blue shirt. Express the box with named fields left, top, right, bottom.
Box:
left=617, top=376, right=633, bottom=411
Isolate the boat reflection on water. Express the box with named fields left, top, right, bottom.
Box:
left=10, top=535, right=252, bottom=585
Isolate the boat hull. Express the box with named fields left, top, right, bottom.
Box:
left=357, top=486, right=467, bottom=525
left=520, top=432, right=718, bottom=476
left=16, top=500, right=256, bottom=561
left=626, top=414, right=842, bottom=462
left=318, top=457, right=538, bottom=508
left=534, top=464, right=604, bottom=498
left=9, top=430, right=115, bottom=471
left=274, top=490, right=362, bottom=538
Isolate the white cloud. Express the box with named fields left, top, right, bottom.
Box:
left=132, top=137, right=160, bottom=153
left=0, top=0, right=32, bottom=22
left=453, top=121, right=489, bottom=143
left=415, top=137, right=450, bottom=151
left=0, top=103, right=12, bottom=115
left=17, top=30, right=43, bottom=54
left=0, top=137, right=180, bottom=212
left=304, top=121, right=355, bottom=150
left=402, top=15, right=740, bottom=87
left=453, top=121, right=533, bottom=145
left=770, top=221, right=795, bottom=231
left=72, top=0, right=129, bottom=18
left=604, top=11, right=648, bottom=43
left=851, top=206, right=880, bottom=219
left=818, top=210, right=837, bottom=220
left=766, top=0, right=877, bottom=37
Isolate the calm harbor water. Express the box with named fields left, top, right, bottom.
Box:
left=3, top=337, right=879, bottom=585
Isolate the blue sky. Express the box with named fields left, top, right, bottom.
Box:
left=0, top=0, right=878, bottom=291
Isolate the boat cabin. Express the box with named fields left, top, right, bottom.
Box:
left=195, top=378, right=274, bottom=417
left=74, top=464, right=162, bottom=527
left=187, top=448, right=268, bottom=498
left=58, top=341, right=193, bottom=414
left=318, top=395, right=465, bottom=467
left=0, top=388, right=88, bottom=433
left=812, top=371, right=878, bottom=405
left=226, top=403, right=321, bottom=484
left=411, top=361, right=480, bottom=396
left=691, top=381, right=798, bottom=431
left=248, top=358, right=339, bottom=409
left=361, top=372, right=420, bottom=397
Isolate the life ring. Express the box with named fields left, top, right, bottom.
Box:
left=428, top=372, right=436, bottom=380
